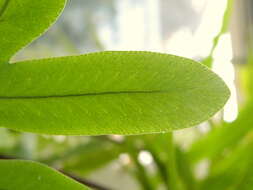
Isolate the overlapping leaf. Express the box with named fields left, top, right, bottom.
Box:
left=0, top=0, right=66, bottom=63
left=0, top=160, right=89, bottom=189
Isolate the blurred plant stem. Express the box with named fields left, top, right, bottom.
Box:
left=202, top=0, right=234, bottom=67
left=57, top=27, right=81, bottom=54
left=128, top=151, right=154, bottom=190
left=105, top=133, right=186, bottom=190
left=153, top=133, right=183, bottom=190
left=166, top=132, right=182, bottom=190
left=60, top=170, right=112, bottom=190
left=148, top=147, right=169, bottom=186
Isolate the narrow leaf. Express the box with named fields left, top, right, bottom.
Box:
left=0, top=0, right=66, bottom=63
left=0, top=51, right=230, bottom=135
left=0, top=160, right=89, bottom=190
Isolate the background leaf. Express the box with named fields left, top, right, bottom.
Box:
left=0, top=0, right=66, bottom=63
left=0, top=160, right=89, bottom=190
left=43, top=138, right=123, bottom=175
left=188, top=101, right=253, bottom=163
left=198, top=134, right=253, bottom=190
left=0, top=51, right=230, bottom=135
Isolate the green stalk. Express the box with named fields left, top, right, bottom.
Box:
left=202, top=0, right=234, bottom=67
left=146, top=133, right=184, bottom=190
left=149, top=148, right=169, bottom=186
left=128, top=151, right=154, bottom=190
left=166, top=132, right=182, bottom=190
left=103, top=137, right=155, bottom=190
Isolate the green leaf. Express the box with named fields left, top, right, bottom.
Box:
left=0, top=51, right=230, bottom=135
left=0, top=0, right=66, bottom=63
left=0, top=160, right=89, bottom=190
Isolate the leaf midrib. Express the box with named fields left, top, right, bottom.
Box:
left=0, top=0, right=10, bottom=19
left=0, top=90, right=169, bottom=100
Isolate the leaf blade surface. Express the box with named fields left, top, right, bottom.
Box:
left=0, top=0, right=66, bottom=63
left=0, top=51, right=230, bottom=135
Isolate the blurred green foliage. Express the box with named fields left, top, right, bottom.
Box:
left=1, top=0, right=253, bottom=189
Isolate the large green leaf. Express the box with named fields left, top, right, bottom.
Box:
left=0, top=160, right=89, bottom=189
left=0, top=51, right=230, bottom=135
left=0, top=0, right=66, bottom=63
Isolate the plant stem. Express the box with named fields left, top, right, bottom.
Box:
left=166, top=132, right=182, bottom=190
left=148, top=147, right=169, bottom=186
left=202, top=0, right=234, bottom=67
left=128, top=151, right=154, bottom=190
left=97, top=136, right=155, bottom=190
left=60, top=170, right=112, bottom=190
left=144, top=133, right=183, bottom=189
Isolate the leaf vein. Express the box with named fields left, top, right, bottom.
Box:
left=0, top=90, right=168, bottom=100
